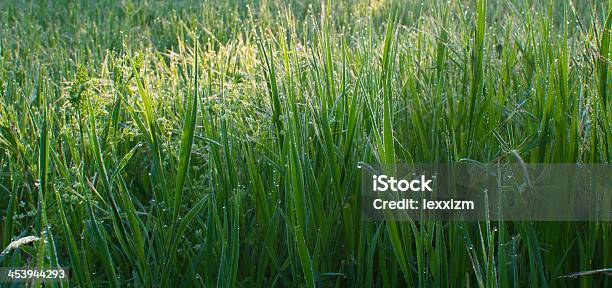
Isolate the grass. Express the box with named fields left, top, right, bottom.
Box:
left=0, top=0, right=610, bottom=286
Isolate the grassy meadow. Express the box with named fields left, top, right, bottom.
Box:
left=0, top=0, right=610, bottom=286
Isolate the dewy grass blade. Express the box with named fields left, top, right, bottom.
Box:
left=381, top=13, right=397, bottom=166
left=162, top=33, right=199, bottom=286
left=128, top=53, right=170, bottom=204
left=34, top=100, right=49, bottom=288
left=294, top=225, right=315, bottom=288
left=53, top=182, right=91, bottom=287
left=468, top=0, right=487, bottom=146
left=172, top=33, right=199, bottom=230
left=599, top=3, right=612, bottom=112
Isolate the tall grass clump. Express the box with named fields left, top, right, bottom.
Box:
left=0, top=0, right=610, bottom=287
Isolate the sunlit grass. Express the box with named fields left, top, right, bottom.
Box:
left=0, top=0, right=610, bottom=287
